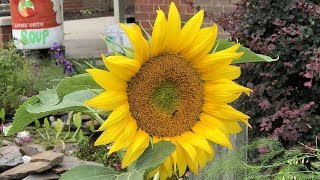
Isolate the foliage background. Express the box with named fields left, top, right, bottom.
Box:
left=210, top=0, right=320, bottom=147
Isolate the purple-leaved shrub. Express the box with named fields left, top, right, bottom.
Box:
left=192, top=0, right=320, bottom=146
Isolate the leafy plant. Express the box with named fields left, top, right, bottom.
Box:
left=61, top=141, right=176, bottom=180
left=206, top=138, right=320, bottom=179
left=198, top=0, right=320, bottom=146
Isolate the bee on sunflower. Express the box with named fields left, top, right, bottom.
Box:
left=84, top=2, right=252, bottom=179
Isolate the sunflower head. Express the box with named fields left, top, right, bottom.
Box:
left=84, top=2, right=252, bottom=179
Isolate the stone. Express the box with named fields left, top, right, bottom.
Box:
left=22, top=172, right=60, bottom=180
left=52, top=143, right=78, bottom=155
left=22, top=156, right=32, bottom=164
left=81, top=114, right=91, bottom=121
left=1, top=140, right=13, bottom=146
left=0, top=151, right=64, bottom=179
left=84, top=120, right=99, bottom=129
left=20, top=144, right=45, bottom=156
left=0, top=145, right=23, bottom=172
left=31, top=151, right=64, bottom=167
left=0, top=161, right=52, bottom=179
left=51, top=156, right=104, bottom=174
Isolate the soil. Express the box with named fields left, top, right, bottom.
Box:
left=63, top=9, right=114, bottom=21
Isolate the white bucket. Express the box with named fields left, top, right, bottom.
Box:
left=105, top=24, right=132, bottom=54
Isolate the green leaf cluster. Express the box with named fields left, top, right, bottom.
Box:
left=6, top=73, right=101, bottom=136
left=60, top=141, right=176, bottom=180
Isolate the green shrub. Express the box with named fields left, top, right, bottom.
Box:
left=209, top=0, right=320, bottom=146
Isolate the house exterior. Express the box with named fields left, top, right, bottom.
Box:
left=1, top=0, right=238, bottom=47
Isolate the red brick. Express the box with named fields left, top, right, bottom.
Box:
left=176, top=5, right=186, bottom=14
left=185, top=4, right=195, bottom=14
left=134, top=0, right=149, bottom=4
left=135, top=12, right=150, bottom=20
left=149, top=13, right=157, bottom=20
left=140, top=4, right=154, bottom=13
left=151, top=0, right=164, bottom=4
left=0, top=34, right=12, bottom=42
left=135, top=4, right=140, bottom=12
left=163, top=0, right=180, bottom=4
left=0, top=26, right=12, bottom=34
left=139, top=20, right=153, bottom=29
left=180, top=0, right=195, bottom=4
left=154, top=4, right=169, bottom=12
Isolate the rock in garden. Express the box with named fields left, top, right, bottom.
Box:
left=84, top=120, right=99, bottom=129
left=81, top=114, right=91, bottom=121
left=31, top=151, right=64, bottom=167
left=50, top=156, right=103, bottom=174
left=52, top=143, right=78, bottom=155
left=22, top=172, right=60, bottom=180
left=0, top=146, right=23, bottom=172
left=1, top=140, right=13, bottom=146
left=20, top=144, right=45, bottom=156
left=0, top=151, right=64, bottom=179
left=0, top=161, right=52, bottom=179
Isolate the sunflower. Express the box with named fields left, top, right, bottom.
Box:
left=84, top=2, right=252, bottom=179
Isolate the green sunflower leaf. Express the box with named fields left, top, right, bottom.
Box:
left=26, top=89, right=96, bottom=114
left=213, top=40, right=279, bottom=64
left=60, top=141, right=175, bottom=180
left=60, top=165, right=119, bottom=180
left=56, top=73, right=101, bottom=98
left=135, top=141, right=176, bottom=174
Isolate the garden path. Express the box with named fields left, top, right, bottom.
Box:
left=64, top=16, right=117, bottom=59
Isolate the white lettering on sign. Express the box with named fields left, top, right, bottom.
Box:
left=13, top=22, right=45, bottom=29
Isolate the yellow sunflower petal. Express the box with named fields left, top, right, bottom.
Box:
left=196, top=147, right=213, bottom=169
left=181, top=24, right=218, bottom=62
left=202, top=103, right=251, bottom=128
left=86, top=69, right=127, bottom=91
left=175, top=136, right=198, bottom=175
left=98, top=103, right=131, bottom=131
left=172, top=10, right=204, bottom=53
left=192, top=121, right=232, bottom=148
left=204, top=80, right=252, bottom=97
left=108, top=117, right=137, bottom=155
left=200, top=113, right=242, bottom=134
left=94, top=120, right=127, bottom=146
left=215, top=43, right=240, bottom=54
left=147, top=168, right=159, bottom=179
left=122, top=129, right=149, bottom=168
left=162, top=157, right=173, bottom=179
left=200, top=65, right=241, bottom=81
left=120, top=23, right=150, bottom=64
left=181, top=131, right=212, bottom=154
left=193, top=52, right=243, bottom=71
left=84, top=91, right=127, bottom=111
left=102, top=54, right=141, bottom=81
left=165, top=2, right=181, bottom=51
left=159, top=165, right=170, bottom=180
left=174, top=141, right=188, bottom=177
left=150, top=10, right=167, bottom=57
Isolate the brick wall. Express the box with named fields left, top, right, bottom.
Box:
left=63, top=0, right=82, bottom=13
left=63, top=0, right=113, bottom=13
left=134, top=0, right=239, bottom=38
left=134, top=0, right=195, bottom=33
left=0, top=25, right=12, bottom=48
left=0, top=16, right=12, bottom=48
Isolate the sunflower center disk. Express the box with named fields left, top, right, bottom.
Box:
left=127, top=53, right=204, bottom=137
left=151, top=80, right=181, bottom=115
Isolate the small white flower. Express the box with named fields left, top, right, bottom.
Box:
left=17, top=131, right=32, bottom=143
left=17, top=131, right=31, bottom=139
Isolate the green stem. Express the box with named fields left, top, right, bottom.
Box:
left=36, top=129, right=46, bottom=139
